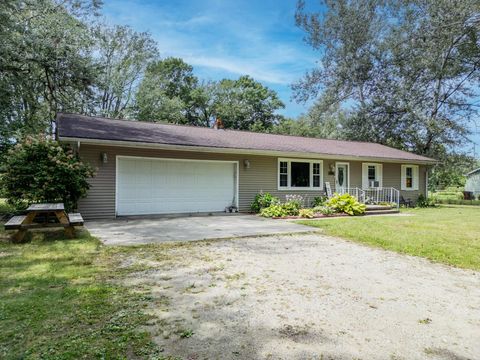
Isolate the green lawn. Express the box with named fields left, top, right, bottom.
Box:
left=296, top=206, right=480, bottom=270
left=0, top=228, right=165, bottom=359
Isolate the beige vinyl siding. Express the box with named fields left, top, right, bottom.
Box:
left=76, top=144, right=427, bottom=219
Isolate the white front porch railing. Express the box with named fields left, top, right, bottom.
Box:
left=336, top=187, right=400, bottom=209
left=362, top=187, right=400, bottom=209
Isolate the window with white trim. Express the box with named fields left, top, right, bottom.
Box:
left=362, top=163, right=383, bottom=189
left=278, top=159, right=323, bottom=190
left=279, top=161, right=288, bottom=187
left=368, top=166, right=376, bottom=182
left=401, top=165, right=419, bottom=190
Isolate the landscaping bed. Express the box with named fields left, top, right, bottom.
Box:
left=271, top=213, right=349, bottom=219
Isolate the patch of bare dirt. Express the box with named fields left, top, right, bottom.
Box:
left=121, top=234, right=480, bottom=360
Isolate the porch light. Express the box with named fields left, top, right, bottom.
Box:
left=101, top=152, right=108, bottom=164
left=243, top=159, right=250, bottom=169
left=328, top=163, right=335, bottom=175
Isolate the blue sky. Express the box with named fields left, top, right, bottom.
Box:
left=102, top=0, right=319, bottom=118
left=102, top=0, right=479, bottom=156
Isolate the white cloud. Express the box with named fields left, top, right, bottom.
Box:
left=101, top=0, right=318, bottom=113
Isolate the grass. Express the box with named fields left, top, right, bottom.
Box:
left=0, top=226, right=164, bottom=359
left=296, top=206, right=480, bottom=270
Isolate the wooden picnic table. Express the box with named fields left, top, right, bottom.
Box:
left=4, top=203, right=84, bottom=242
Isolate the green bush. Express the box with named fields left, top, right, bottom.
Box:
left=282, top=201, right=301, bottom=215
left=312, top=196, right=327, bottom=207
left=313, top=205, right=336, bottom=216
left=260, top=204, right=288, bottom=218
left=284, top=194, right=304, bottom=209
left=431, top=189, right=464, bottom=200
left=434, top=199, right=480, bottom=206
left=299, top=208, right=315, bottom=218
left=416, top=194, right=436, bottom=208
left=250, top=192, right=279, bottom=213
left=260, top=202, right=300, bottom=218
left=326, top=193, right=366, bottom=216
left=0, top=136, right=94, bottom=211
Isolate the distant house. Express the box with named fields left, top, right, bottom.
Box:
left=56, top=113, right=436, bottom=219
left=465, top=168, right=480, bottom=197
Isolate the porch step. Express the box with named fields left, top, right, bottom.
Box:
left=365, top=209, right=399, bottom=216
left=365, top=205, right=395, bottom=211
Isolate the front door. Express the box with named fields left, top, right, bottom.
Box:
left=336, top=163, right=349, bottom=193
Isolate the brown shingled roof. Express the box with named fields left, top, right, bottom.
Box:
left=56, top=113, right=436, bottom=163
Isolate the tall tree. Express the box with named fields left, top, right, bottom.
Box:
left=213, top=75, right=285, bottom=130
left=135, top=57, right=200, bottom=124
left=294, top=0, right=480, bottom=158
left=94, top=25, right=158, bottom=119
left=0, top=0, right=101, bottom=158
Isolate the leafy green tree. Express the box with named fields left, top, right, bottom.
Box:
left=94, top=24, right=159, bottom=118
left=1, top=136, right=94, bottom=211
left=294, top=0, right=480, bottom=158
left=271, top=100, right=346, bottom=138
left=0, top=0, right=101, bottom=159
left=213, top=76, right=285, bottom=130
left=135, top=57, right=199, bottom=124
left=428, top=151, right=476, bottom=190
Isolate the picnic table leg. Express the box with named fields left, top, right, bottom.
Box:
left=13, top=229, right=28, bottom=243
left=55, top=211, right=75, bottom=239
left=64, top=226, right=75, bottom=238
left=12, top=211, right=37, bottom=243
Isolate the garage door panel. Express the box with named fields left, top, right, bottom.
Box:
left=117, top=158, right=236, bottom=216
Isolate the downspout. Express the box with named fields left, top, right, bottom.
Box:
left=425, top=166, right=429, bottom=198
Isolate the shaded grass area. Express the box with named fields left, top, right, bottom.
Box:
left=296, top=206, right=480, bottom=270
left=0, top=227, right=165, bottom=359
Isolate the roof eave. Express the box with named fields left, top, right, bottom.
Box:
left=59, top=136, right=438, bottom=165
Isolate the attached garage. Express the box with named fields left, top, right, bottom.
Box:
left=116, top=156, right=238, bottom=216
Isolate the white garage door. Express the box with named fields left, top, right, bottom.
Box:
left=116, top=157, right=237, bottom=216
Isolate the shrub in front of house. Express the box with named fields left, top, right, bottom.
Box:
left=285, top=194, right=304, bottom=209
left=416, top=194, right=436, bottom=208
left=313, top=205, right=336, bottom=216
left=311, top=196, right=327, bottom=207
left=250, top=192, right=279, bottom=213
left=260, top=204, right=289, bottom=218
left=326, top=193, right=366, bottom=216
left=299, top=208, right=315, bottom=218
left=0, top=135, right=94, bottom=211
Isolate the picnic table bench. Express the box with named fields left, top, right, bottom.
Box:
left=4, top=203, right=84, bottom=242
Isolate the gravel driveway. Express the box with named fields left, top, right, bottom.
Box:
left=122, top=233, right=480, bottom=359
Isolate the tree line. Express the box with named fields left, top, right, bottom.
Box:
left=1, top=0, right=479, bottom=189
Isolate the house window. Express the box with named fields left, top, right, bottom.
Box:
left=362, top=163, right=383, bottom=189
left=291, top=162, right=310, bottom=187
left=279, top=161, right=288, bottom=187
left=368, top=166, right=376, bottom=182
left=313, top=163, right=321, bottom=187
left=406, top=167, right=413, bottom=188
left=278, top=159, right=323, bottom=190
left=402, top=165, right=418, bottom=190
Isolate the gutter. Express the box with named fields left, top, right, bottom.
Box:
left=58, top=136, right=438, bottom=166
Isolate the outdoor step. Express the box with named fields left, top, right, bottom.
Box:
left=365, top=209, right=399, bottom=216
